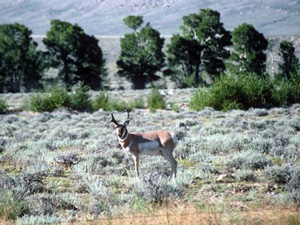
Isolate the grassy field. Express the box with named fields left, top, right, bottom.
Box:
left=0, top=89, right=300, bottom=224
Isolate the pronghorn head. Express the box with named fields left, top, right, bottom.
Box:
left=110, top=111, right=130, bottom=139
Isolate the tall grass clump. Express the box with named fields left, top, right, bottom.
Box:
left=110, top=100, right=132, bottom=111
left=93, top=92, right=132, bottom=111
left=0, top=192, right=30, bottom=221
left=92, top=92, right=111, bottom=111
left=28, top=84, right=68, bottom=112
left=0, top=99, right=8, bottom=113
left=93, top=93, right=145, bottom=112
left=129, top=98, right=146, bottom=109
left=189, top=73, right=273, bottom=111
left=147, top=89, right=166, bottom=113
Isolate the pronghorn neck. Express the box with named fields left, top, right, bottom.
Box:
left=118, top=131, right=132, bottom=147
left=118, top=129, right=129, bottom=141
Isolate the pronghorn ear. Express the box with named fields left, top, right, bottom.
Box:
left=123, top=120, right=130, bottom=127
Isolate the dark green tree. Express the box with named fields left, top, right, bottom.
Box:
left=0, top=23, right=45, bottom=93
left=123, top=15, right=144, bottom=32
left=167, top=9, right=231, bottom=86
left=193, top=9, right=232, bottom=78
left=278, top=40, right=299, bottom=79
left=43, top=19, right=106, bottom=90
left=230, top=23, right=268, bottom=76
left=167, top=34, right=203, bottom=87
left=117, top=16, right=165, bottom=89
left=74, top=34, right=107, bottom=90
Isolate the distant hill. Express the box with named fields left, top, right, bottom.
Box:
left=0, top=0, right=300, bottom=36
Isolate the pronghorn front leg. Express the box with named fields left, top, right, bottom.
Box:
left=133, top=154, right=140, bottom=177
left=160, top=148, right=178, bottom=179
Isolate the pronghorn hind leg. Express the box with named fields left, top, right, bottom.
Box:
left=160, top=148, right=178, bottom=178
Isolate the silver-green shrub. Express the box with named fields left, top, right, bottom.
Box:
left=226, top=151, right=272, bottom=170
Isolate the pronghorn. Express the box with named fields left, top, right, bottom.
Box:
left=110, top=111, right=178, bottom=178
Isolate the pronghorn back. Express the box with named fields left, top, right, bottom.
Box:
left=132, top=131, right=178, bottom=151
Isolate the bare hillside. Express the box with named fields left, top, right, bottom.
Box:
left=0, top=0, right=300, bottom=35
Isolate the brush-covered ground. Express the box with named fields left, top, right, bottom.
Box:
left=1, top=89, right=300, bottom=225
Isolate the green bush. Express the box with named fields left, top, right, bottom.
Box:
left=190, top=70, right=300, bottom=112
left=170, top=102, right=180, bottom=112
left=65, top=84, right=92, bottom=111
left=93, top=92, right=111, bottom=111
left=129, top=98, right=146, bottom=109
left=110, top=100, right=132, bottom=111
left=240, top=73, right=273, bottom=109
left=272, top=79, right=291, bottom=106
left=221, top=100, right=242, bottom=112
left=28, top=94, right=50, bottom=112
left=147, top=89, right=166, bottom=113
left=93, top=92, right=134, bottom=112
left=28, top=84, right=68, bottom=112
left=189, top=73, right=273, bottom=111
left=188, top=88, right=214, bottom=111
left=272, top=76, right=300, bottom=106
left=28, top=84, right=94, bottom=112
left=0, top=99, right=8, bottom=113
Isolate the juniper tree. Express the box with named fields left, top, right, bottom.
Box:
left=43, top=20, right=106, bottom=90
left=0, top=23, right=45, bottom=93
left=166, top=9, right=231, bottom=87
left=117, top=16, right=165, bottom=89
left=230, top=23, right=268, bottom=76
left=278, top=40, right=299, bottom=79
left=167, top=34, right=203, bottom=87
left=123, top=15, right=144, bottom=32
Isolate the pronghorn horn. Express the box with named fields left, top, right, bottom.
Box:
left=123, top=110, right=130, bottom=125
left=110, top=113, right=119, bottom=126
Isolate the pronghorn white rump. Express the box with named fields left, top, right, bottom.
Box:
left=110, top=112, right=178, bottom=178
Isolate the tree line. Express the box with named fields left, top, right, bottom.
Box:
left=0, top=8, right=299, bottom=93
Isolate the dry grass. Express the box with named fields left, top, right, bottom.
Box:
left=62, top=204, right=300, bottom=225
left=0, top=220, right=12, bottom=225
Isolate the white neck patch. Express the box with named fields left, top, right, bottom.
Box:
left=118, top=132, right=128, bottom=142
